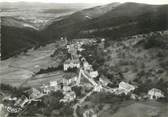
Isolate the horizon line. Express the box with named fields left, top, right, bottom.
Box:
left=0, top=1, right=168, bottom=5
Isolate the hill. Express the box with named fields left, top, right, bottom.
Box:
left=1, top=2, right=168, bottom=60
left=42, top=2, right=168, bottom=39
left=2, top=17, right=38, bottom=30
left=1, top=17, right=42, bottom=60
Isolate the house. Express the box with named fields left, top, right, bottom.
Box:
left=110, top=82, right=136, bottom=95
left=81, top=57, right=93, bottom=71
left=40, top=85, right=50, bottom=94
left=7, top=106, right=22, bottom=113
left=71, top=76, right=78, bottom=82
left=78, top=48, right=85, bottom=52
left=62, top=85, right=71, bottom=92
left=60, top=78, right=72, bottom=86
left=67, top=44, right=78, bottom=58
left=60, top=37, right=68, bottom=46
left=130, top=94, right=139, bottom=100
left=60, top=91, right=76, bottom=103
left=118, top=81, right=136, bottom=95
left=62, top=79, right=69, bottom=85
left=148, top=88, right=164, bottom=100
left=50, top=81, right=58, bottom=87
left=94, top=84, right=102, bottom=92
left=49, top=81, right=59, bottom=91
left=83, top=61, right=92, bottom=71
left=90, top=71, right=98, bottom=78
left=67, top=76, right=78, bottom=85
left=63, top=59, right=80, bottom=71
left=7, top=97, right=17, bottom=101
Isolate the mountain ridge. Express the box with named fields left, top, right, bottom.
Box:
left=41, top=2, right=168, bottom=39
left=1, top=2, right=168, bottom=60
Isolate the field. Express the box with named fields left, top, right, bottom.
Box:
left=111, top=101, right=168, bottom=117
left=24, top=71, right=64, bottom=88
left=0, top=43, right=59, bottom=87
left=76, top=91, right=168, bottom=117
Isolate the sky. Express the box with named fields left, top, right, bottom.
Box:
left=0, top=0, right=168, bottom=5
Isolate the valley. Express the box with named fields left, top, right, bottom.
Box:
left=0, top=1, right=168, bottom=117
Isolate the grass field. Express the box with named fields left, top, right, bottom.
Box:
left=0, top=43, right=58, bottom=87
left=109, top=101, right=168, bottom=117
left=24, top=71, right=64, bottom=88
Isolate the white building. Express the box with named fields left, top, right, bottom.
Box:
left=60, top=91, right=76, bottom=103
left=78, top=48, right=85, bottom=52
left=148, top=88, right=164, bottom=100
left=90, top=71, right=98, bottom=78
left=83, top=61, right=92, bottom=71
left=109, top=81, right=136, bottom=95
left=62, top=85, right=71, bottom=92
left=94, top=84, right=102, bottom=92
left=118, top=81, right=136, bottom=95
left=8, top=97, right=17, bottom=101
left=49, top=81, right=59, bottom=91
left=50, top=81, right=58, bottom=87
left=7, top=106, right=22, bottom=113
left=40, top=85, right=50, bottom=94
left=67, top=76, right=78, bottom=85
left=63, top=59, right=80, bottom=71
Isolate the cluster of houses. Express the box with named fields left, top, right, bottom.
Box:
left=72, top=39, right=97, bottom=47
left=82, top=58, right=99, bottom=79
left=2, top=38, right=167, bottom=116
left=67, top=41, right=84, bottom=53
left=40, top=76, right=78, bottom=94
left=63, top=39, right=98, bottom=72
left=63, top=39, right=165, bottom=102
left=63, top=39, right=100, bottom=90
left=3, top=87, right=44, bottom=114
left=4, top=78, right=164, bottom=114
left=6, top=106, right=22, bottom=113
left=60, top=86, right=76, bottom=103
left=39, top=77, right=80, bottom=103
left=107, top=81, right=165, bottom=101
left=4, top=76, right=80, bottom=114
left=63, top=40, right=84, bottom=71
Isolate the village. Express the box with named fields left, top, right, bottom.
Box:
left=0, top=37, right=167, bottom=117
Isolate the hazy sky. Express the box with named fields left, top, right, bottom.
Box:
left=0, top=0, right=168, bottom=5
